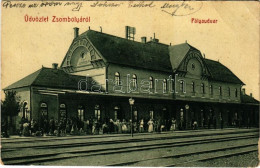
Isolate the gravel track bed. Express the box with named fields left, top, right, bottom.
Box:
left=34, top=138, right=258, bottom=166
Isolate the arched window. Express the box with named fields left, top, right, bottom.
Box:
left=60, top=104, right=66, bottom=120
left=23, top=102, right=30, bottom=120
left=78, top=105, right=84, bottom=121
left=210, top=85, right=213, bottom=95
left=235, top=88, right=238, bottom=97
left=219, top=86, right=222, bottom=96
left=115, top=72, right=120, bottom=86
left=40, top=102, right=48, bottom=120
left=180, top=80, right=185, bottom=93
left=149, top=76, right=153, bottom=89
left=201, top=83, right=205, bottom=94
left=132, top=74, right=137, bottom=88
left=95, top=105, right=101, bottom=121
left=163, top=79, right=167, bottom=93
left=228, top=87, right=231, bottom=97
left=192, top=82, right=195, bottom=93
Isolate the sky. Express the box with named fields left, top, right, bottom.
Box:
left=1, top=1, right=259, bottom=100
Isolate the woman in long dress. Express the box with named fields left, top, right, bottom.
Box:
left=122, top=119, right=127, bottom=133
left=147, top=119, right=154, bottom=133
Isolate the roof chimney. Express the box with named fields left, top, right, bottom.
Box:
left=250, top=93, right=253, bottom=97
left=125, top=26, right=136, bottom=40
left=73, top=27, right=79, bottom=38
left=52, top=63, right=58, bottom=69
left=141, top=37, right=146, bottom=43
left=242, top=88, right=246, bottom=95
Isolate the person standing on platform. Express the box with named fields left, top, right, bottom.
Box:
left=118, top=120, right=122, bottom=134
left=139, top=119, right=144, bottom=133
left=122, top=119, right=127, bottom=133
left=147, top=119, right=154, bottom=133
left=170, top=118, right=176, bottom=131
left=109, top=119, right=114, bottom=133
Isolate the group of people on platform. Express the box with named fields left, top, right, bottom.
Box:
left=1, top=114, right=249, bottom=137
left=16, top=117, right=180, bottom=137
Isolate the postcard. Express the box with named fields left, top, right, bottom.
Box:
left=1, top=1, right=259, bottom=167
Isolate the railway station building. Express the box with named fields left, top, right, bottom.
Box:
left=4, top=27, right=259, bottom=131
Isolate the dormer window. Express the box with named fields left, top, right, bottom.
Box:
left=191, top=63, right=195, bottom=70
left=80, top=51, right=87, bottom=59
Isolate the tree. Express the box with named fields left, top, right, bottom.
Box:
left=1, top=90, right=21, bottom=134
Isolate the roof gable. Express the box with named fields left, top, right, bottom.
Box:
left=169, top=43, right=191, bottom=71
left=78, top=30, right=172, bottom=72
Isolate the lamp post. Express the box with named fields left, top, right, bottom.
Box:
left=185, top=104, right=189, bottom=129
left=129, top=97, right=135, bottom=137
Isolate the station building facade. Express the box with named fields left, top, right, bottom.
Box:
left=4, top=27, right=259, bottom=131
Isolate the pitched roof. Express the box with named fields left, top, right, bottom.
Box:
left=78, top=30, right=172, bottom=72
left=4, top=67, right=89, bottom=90
left=241, top=94, right=259, bottom=104
left=204, top=59, right=244, bottom=84
left=169, top=43, right=196, bottom=71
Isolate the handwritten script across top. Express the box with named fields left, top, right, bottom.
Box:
left=2, top=1, right=203, bottom=16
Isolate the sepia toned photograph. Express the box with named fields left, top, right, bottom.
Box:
left=1, top=1, right=259, bottom=167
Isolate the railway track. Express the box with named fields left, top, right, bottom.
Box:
left=2, top=129, right=258, bottom=151
left=106, top=143, right=257, bottom=166
left=2, top=132, right=258, bottom=165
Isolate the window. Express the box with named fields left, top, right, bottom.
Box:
left=180, top=80, right=185, bottom=93
left=149, top=110, right=154, bottom=119
left=192, top=82, right=195, bottom=93
left=235, top=88, right=238, bottom=97
left=80, top=51, right=86, bottom=59
left=22, top=102, right=29, bottom=119
left=40, top=102, right=48, bottom=120
left=78, top=105, right=84, bottom=121
left=149, top=76, right=153, bottom=89
left=228, top=87, right=231, bottom=97
left=132, top=74, right=137, bottom=88
left=219, top=86, right=222, bottom=96
left=191, top=63, right=195, bottom=70
left=115, top=72, right=120, bottom=86
left=95, top=105, right=101, bottom=120
left=60, top=104, right=66, bottom=120
left=134, top=110, right=138, bottom=121
left=210, top=85, right=213, bottom=95
left=201, top=83, right=205, bottom=94
left=163, top=79, right=167, bottom=93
